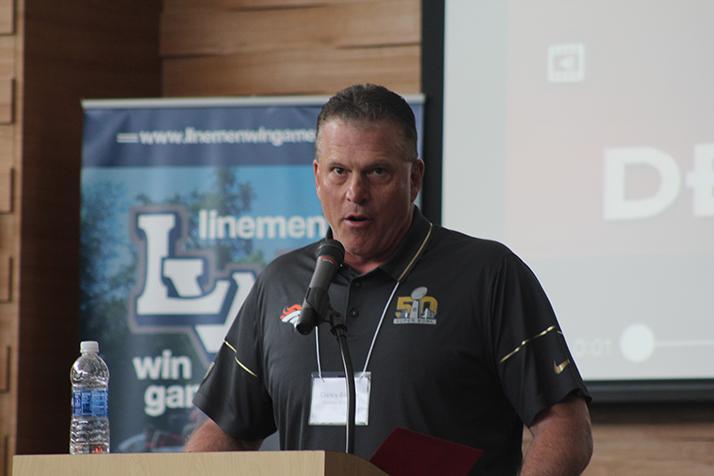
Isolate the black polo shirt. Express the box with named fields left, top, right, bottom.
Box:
left=194, top=207, right=589, bottom=475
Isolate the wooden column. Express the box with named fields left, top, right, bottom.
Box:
left=15, top=0, right=161, bottom=455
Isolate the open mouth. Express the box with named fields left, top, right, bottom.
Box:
left=346, top=215, right=370, bottom=223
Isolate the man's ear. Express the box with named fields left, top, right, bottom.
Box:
left=410, top=159, right=425, bottom=202
left=313, top=159, right=321, bottom=196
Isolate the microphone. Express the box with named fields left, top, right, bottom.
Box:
left=294, top=239, right=345, bottom=335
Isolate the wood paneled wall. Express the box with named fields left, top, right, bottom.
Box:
left=587, top=403, right=714, bottom=475
left=521, top=403, right=714, bottom=474
left=0, top=0, right=18, bottom=474
left=160, top=0, right=421, bottom=96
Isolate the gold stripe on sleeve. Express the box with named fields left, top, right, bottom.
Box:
left=223, top=340, right=258, bottom=378
left=499, top=325, right=563, bottom=364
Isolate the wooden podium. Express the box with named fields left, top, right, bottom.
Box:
left=12, top=451, right=388, bottom=476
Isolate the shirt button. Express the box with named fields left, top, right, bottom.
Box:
left=349, top=308, right=359, bottom=318
left=353, top=281, right=362, bottom=288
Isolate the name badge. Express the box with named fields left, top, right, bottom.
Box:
left=309, top=371, right=371, bottom=426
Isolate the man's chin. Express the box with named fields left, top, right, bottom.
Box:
left=333, top=232, right=368, bottom=250
left=342, top=243, right=376, bottom=261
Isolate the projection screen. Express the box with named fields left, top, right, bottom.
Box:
left=442, top=0, right=714, bottom=396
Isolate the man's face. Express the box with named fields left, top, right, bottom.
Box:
left=314, top=118, right=424, bottom=269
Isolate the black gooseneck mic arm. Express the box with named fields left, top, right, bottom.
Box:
left=328, top=308, right=356, bottom=455
left=293, top=240, right=356, bottom=454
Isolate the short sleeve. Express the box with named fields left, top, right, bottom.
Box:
left=490, top=253, right=590, bottom=426
left=193, top=278, right=277, bottom=440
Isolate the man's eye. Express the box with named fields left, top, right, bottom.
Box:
left=371, top=167, right=386, bottom=176
left=332, top=167, right=345, bottom=175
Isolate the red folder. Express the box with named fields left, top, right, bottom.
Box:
left=370, top=427, right=483, bottom=476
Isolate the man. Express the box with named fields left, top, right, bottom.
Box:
left=186, top=84, right=593, bottom=475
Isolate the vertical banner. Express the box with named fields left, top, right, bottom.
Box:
left=80, top=97, right=423, bottom=452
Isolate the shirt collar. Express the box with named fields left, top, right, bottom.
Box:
left=326, top=206, right=433, bottom=282
left=380, top=206, right=433, bottom=281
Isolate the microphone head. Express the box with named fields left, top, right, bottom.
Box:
left=317, top=239, right=345, bottom=264
left=295, top=240, right=345, bottom=335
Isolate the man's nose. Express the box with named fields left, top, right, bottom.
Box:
left=346, top=173, right=369, bottom=204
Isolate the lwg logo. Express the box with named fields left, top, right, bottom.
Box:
left=129, top=207, right=256, bottom=363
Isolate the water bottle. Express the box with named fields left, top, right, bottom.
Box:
left=69, top=341, right=110, bottom=454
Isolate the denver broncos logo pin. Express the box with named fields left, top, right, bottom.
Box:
left=280, top=304, right=302, bottom=326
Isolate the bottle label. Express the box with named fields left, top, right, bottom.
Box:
left=72, top=390, right=108, bottom=417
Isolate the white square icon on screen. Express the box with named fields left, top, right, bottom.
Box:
left=548, top=43, right=586, bottom=83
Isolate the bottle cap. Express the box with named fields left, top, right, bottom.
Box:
left=80, top=341, right=99, bottom=353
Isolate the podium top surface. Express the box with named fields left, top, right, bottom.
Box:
left=13, top=451, right=387, bottom=476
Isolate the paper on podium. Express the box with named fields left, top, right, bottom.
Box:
left=369, top=427, right=483, bottom=476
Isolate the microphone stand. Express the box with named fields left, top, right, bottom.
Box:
left=295, top=239, right=354, bottom=452
left=326, top=307, right=356, bottom=455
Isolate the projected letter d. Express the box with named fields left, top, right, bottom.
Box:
left=603, top=147, right=680, bottom=220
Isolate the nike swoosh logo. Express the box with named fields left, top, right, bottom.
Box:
left=554, top=359, right=571, bottom=375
